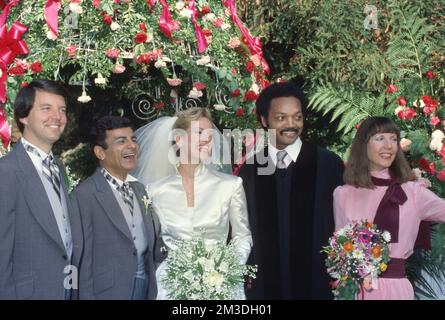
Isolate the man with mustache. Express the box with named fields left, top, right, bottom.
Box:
left=238, top=82, right=344, bottom=299
left=0, top=79, right=83, bottom=299
left=72, top=116, right=161, bottom=299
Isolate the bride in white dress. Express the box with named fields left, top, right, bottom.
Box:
left=133, top=107, right=252, bottom=300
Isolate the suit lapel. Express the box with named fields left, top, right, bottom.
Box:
left=131, top=182, right=156, bottom=250
left=14, top=143, right=66, bottom=252
left=92, top=169, right=133, bottom=242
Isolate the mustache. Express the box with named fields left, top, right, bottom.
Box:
left=279, top=128, right=300, bottom=135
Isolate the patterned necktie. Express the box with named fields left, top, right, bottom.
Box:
left=24, top=144, right=61, bottom=200
left=102, top=169, right=134, bottom=215
left=276, top=150, right=288, bottom=169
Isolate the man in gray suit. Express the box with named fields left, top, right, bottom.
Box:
left=73, top=116, right=160, bottom=299
left=0, top=79, right=83, bottom=299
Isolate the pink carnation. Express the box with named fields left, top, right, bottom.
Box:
left=105, top=48, right=120, bottom=59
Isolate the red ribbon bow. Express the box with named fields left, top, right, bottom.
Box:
left=146, top=0, right=156, bottom=13
left=0, top=106, right=11, bottom=148
left=158, top=0, right=179, bottom=39
left=0, top=21, right=29, bottom=103
left=44, top=0, right=61, bottom=37
left=189, top=0, right=207, bottom=53
left=223, top=0, right=270, bottom=77
left=0, top=0, right=19, bottom=27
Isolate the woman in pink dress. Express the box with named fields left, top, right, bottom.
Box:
left=334, top=116, right=445, bottom=300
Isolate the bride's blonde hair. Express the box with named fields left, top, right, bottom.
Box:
left=172, top=107, right=212, bottom=131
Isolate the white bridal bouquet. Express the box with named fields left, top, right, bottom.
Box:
left=161, top=234, right=257, bottom=300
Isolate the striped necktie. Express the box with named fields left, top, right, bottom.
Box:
left=24, top=143, right=61, bottom=200
left=101, top=168, right=134, bottom=215
left=276, top=150, right=288, bottom=169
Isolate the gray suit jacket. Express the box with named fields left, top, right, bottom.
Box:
left=73, top=168, right=161, bottom=299
left=0, top=142, right=84, bottom=299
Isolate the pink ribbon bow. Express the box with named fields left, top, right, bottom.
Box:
left=44, top=0, right=61, bottom=37
left=189, top=0, right=207, bottom=53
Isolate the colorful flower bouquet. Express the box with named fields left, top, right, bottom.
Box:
left=161, top=234, right=256, bottom=300
left=322, top=220, right=391, bottom=300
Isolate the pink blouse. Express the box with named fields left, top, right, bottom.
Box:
left=333, top=168, right=445, bottom=299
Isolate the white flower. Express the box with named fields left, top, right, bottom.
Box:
left=429, top=138, right=443, bottom=152
left=69, top=3, right=83, bottom=14
left=145, top=33, right=153, bottom=43
left=400, top=138, right=412, bottom=152
left=179, top=8, right=193, bottom=18
left=46, top=30, right=57, bottom=40
left=431, top=129, right=445, bottom=141
left=221, top=23, right=231, bottom=30
left=394, top=106, right=404, bottom=116
left=110, top=22, right=121, bottom=31
left=196, top=55, right=211, bottom=65
left=161, top=55, right=172, bottom=62
left=77, top=91, right=91, bottom=103
left=204, top=13, right=216, bottom=21
left=175, top=1, right=185, bottom=10
left=188, top=87, right=203, bottom=99
left=214, top=104, right=226, bottom=111
left=381, top=231, right=391, bottom=243
left=250, top=83, right=260, bottom=94
left=218, top=261, right=229, bottom=273
left=352, top=250, right=364, bottom=260
left=94, top=73, right=106, bottom=85
left=154, top=60, right=167, bottom=68
left=204, top=272, right=224, bottom=288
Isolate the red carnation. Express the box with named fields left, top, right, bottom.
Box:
left=244, top=90, right=258, bottom=101
left=66, top=45, right=77, bottom=59
left=153, top=102, right=165, bottom=110
left=246, top=61, right=255, bottom=73
left=30, top=61, right=42, bottom=74
left=202, top=28, right=212, bottom=37
left=431, top=116, right=440, bottom=127
left=419, top=158, right=435, bottom=175
left=437, top=170, right=445, bottom=182
left=93, top=0, right=101, bottom=8
left=397, top=96, right=407, bottom=106
left=194, top=82, right=206, bottom=91
left=8, top=65, right=26, bottom=76
left=231, top=89, right=241, bottom=97
left=135, top=32, right=148, bottom=44
left=201, top=5, right=211, bottom=15
left=404, top=108, right=417, bottom=120
left=103, top=14, right=113, bottom=25
left=235, top=108, right=245, bottom=117
left=139, top=23, right=147, bottom=33
left=20, top=82, right=29, bottom=88
left=105, top=48, right=120, bottom=58
left=212, top=18, right=223, bottom=28
left=425, top=70, right=437, bottom=79
left=385, top=84, right=397, bottom=93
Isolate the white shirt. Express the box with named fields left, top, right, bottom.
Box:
left=268, top=136, right=302, bottom=167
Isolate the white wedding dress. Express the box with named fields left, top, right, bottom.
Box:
left=146, top=164, right=252, bottom=300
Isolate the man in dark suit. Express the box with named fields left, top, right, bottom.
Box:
left=238, top=82, right=344, bottom=299
left=0, top=79, right=83, bottom=299
left=73, top=116, right=161, bottom=299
